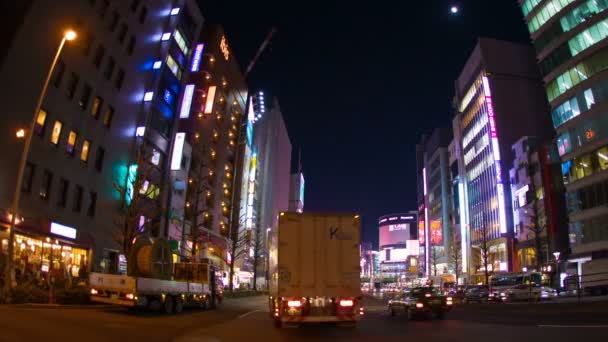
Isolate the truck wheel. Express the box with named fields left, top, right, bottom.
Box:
left=174, top=297, right=184, bottom=314
left=163, top=296, right=175, bottom=314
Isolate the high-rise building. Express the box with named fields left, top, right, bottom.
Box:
left=288, top=172, right=305, bottom=214
left=0, top=0, right=204, bottom=274
left=509, top=136, right=568, bottom=277
left=417, top=128, right=454, bottom=278
left=453, top=38, right=553, bottom=282
left=252, top=93, right=292, bottom=288
left=519, top=0, right=608, bottom=277
left=177, top=23, right=247, bottom=285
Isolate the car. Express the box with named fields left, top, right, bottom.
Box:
left=388, top=287, right=452, bottom=320
left=463, top=285, right=490, bottom=303
left=500, top=284, right=557, bottom=302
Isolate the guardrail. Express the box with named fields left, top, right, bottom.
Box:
left=564, top=271, right=608, bottom=302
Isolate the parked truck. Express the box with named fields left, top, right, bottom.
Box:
left=269, top=212, right=363, bottom=327
left=89, top=238, right=221, bottom=313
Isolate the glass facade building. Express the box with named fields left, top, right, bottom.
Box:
left=520, top=0, right=608, bottom=267
left=453, top=38, right=554, bottom=281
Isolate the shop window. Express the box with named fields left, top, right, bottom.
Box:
left=50, top=120, right=62, bottom=145
left=95, top=146, right=105, bottom=172
left=87, top=192, right=97, bottom=217
left=66, top=131, right=78, bottom=155
left=108, top=10, right=119, bottom=32
left=65, top=72, right=79, bottom=99
left=597, top=146, right=608, bottom=171
left=104, top=57, right=115, bottom=80
left=73, top=185, right=83, bottom=212
left=115, top=68, right=125, bottom=90
left=99, top=0, right=109, bottom=18
left=118, top=24, right=128, bottom=44
left=94, top=45, right=105, bottom=69
left=573, top=154, right=593, bottom=180
left=139, top=6, right=148, bottom=24
left=22, top=162, right=35, bottom=193
left=79, top=83, right=92, bottom=110
left=83, top=33, right=95, bottom=56
left=34, top=109, right=47, bottom=136
left=103, top=106, right=114, bottom=128
left=127, top=36, right=136, bottom=55
left=91, top=96, right=103, bottom=119
left=52, top=60, right=65, bottom=88
left=58, top=178, right=69, bottom=207
left=81, top=140, right=91, bottom=163
left=40, top=170, right=53, bottom=201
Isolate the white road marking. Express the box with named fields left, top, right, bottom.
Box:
left=237, top=309, right=261, bottom=319
left=538, top=325, right=608, bottom=328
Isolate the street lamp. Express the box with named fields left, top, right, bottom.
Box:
left=3, top=29, right=76, bottom=296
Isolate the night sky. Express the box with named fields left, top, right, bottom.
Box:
left=199, top=1, right=531, bottom=249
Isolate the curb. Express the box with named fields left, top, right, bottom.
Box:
left=8, top=303, right=116, bottom=310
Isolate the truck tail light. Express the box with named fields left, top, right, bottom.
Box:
left=90, top=289, right=98, bottom=295
left=287, top=300, right=302, bottom=308
left=339, top=299, right=354, bottom=307
left=126, top=293, right=135, bottom=300
left=416, top=302, right=424, bottom=308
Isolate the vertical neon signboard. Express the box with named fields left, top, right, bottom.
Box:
left=204, top=86, right=217, bottom=114
left=458, top=181, right=468, bottom=273
left=483, top=75, right=507, bottom=234
left=170, top=132, right=186, bottom=170
left=423, top=167, right=430, bottom=275
left=179, top=84, right=195, bottom=118
left=191, top=43, right=204, bottom=72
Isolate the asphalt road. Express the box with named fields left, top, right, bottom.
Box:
left=0, top=296, right=607, bottom=342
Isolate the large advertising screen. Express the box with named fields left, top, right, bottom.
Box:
left=379, top=223, right=410, bottom=247
left=418, top=220, right=425, bottom=246
left=430, top=219, right=443, bottom=246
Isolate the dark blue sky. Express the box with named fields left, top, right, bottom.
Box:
left=198, top=0, right=531, bottom=249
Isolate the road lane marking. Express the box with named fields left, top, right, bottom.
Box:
left=538, top=325, right=608, bottom=328
left=237, top=310, right=261, bottom=319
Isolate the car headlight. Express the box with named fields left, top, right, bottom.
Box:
left=500, top=292, right=506, bottom=297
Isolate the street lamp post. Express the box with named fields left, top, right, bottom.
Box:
left=3, top=30, right=76, bottom=297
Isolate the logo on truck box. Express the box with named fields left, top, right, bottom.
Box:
left=330, top=227, right=353, bottom=240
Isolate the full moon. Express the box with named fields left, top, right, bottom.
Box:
left=450, top=6, right=459, bottom=14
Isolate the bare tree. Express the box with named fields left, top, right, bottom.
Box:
left=477, top=223, right=491, bottom=286
left=251, top=224, right=264, bottom=291
left=221, top=223, right=251, bottom=291
left=450, top=234, right=462, bottom=285
left=112, top=150, right=162, bottom=265
left=430, top=245, right=439, bottom=277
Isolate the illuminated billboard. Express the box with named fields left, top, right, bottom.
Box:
left=204, top=86, right=217, bottom=114
left=418, top=220, right=425, bottom=245
left=430, top=220, right=443, bottom=245
left=378, top=213, right=417, bottom=248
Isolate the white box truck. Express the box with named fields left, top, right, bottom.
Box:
left=269, top=212, right=363, bottom=327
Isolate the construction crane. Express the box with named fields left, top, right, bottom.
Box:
left=243, top=27, right=277, bottom=80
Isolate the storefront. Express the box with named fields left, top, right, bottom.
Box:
left=1, top=215, right=91, bottom=284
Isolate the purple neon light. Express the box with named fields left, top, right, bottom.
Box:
left=191, top=44, right=204, bottom=72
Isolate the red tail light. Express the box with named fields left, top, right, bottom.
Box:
left=287, top=300, right=302, bottom=308
left=339, top=299, right=354, bottom=307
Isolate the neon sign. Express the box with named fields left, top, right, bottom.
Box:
left=220, top=35, right=230, bottom=61
left=179, top=84, right=195, bottom=118
left=483, top=76, right=507, bottom=234
left=204, top=86, right=217, bottom=114
left=191, top=44, right=204, bottom=72
left=170, top=132, right=186, bottom=170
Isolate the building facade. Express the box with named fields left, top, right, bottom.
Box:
left=252, top=93, right=292, bottom=288
left=509, top=136, right=568, bottom=277
left=377, top=213, right=419, bottom=282
left=417, top=128, right=454, bottom=277
left=519, top=0, right=608, bottom=277
left=0, top=0, right=204, bottom=277
left=177, top=23, right=247, bottom=285
left=453, top=38, right=553, bottom=281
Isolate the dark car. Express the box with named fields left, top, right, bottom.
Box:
left=463, top=285, right=490, bottom=303
left=387, top=287, right=452, bottom=320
